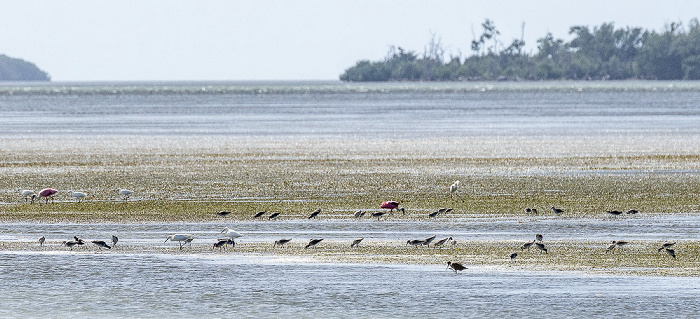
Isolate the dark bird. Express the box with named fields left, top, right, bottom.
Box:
left=607, top=210, right=623, bottom=216
left=626, top=209, right=639, bottom=214
left=354, top=210, right=366, bottom=218
left=268, top=212, right=281, bottom=220
left=253, top=211, right=266, bottom=218
left=525, top=208, right=532, bottom=213
left=551, top=207, right=564, bottom=215
left=213, top=239, right=234, bottom=251
left=307, top=208, right=321, bottom=219
left=305, top=238, right=324, bottom=249
left=423, top=235, right=437, bottom=246
left=74, top=236, right=85, bottom=246
left=665, top=248, right=676, bottom=259
left=274, top=238, right=292, bottom=247
left=428, top=211, right=440, bottom=218
left=407, top=239, right=425, bottom=247
left=216, top=211, right=232, bottom=216
left=92, top=240, right=112, bottom=249
left=351, top=238, right=364, bottom=248
left=614, top=240, right=629, bottom=249
left=438, top=208, right=452, bottom=214
left=606, top=242, right=618, bottom=253
left=38, top=236, right=45, bottom=246
left=397, top=207, right=406, bottom=215
left=111, top=235, right=119, bottom=247
left=371, top=212, right=386, bottom=221
left=531, top=208, right=538, bottom=215
left=658, top=242, right=676, bottom=252
left=433, top=237, right=453, bottom=248
left=510, top=252, right=518, bottom=260
left=521, top=240, right=535, bottom=251
left=535, top=242, right=548, bottom=253
left=62, top=241, right=77, bottom=249
left=536, top=234, right=543, bottom=242
left=446, top=261, right=466, bottom=273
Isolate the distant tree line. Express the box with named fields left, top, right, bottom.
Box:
left=0, top=54, right=50, bottom=81
left=340, top=19, right=700, bottom=81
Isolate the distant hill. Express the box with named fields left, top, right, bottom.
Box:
left=0, top=54, right=50, bottom=81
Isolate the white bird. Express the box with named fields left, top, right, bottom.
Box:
left=19, top=189, right=36, bottom=203
left=220, top=227, right=242, bottom=240
left=450, top=181, right=460, bottom=196
left=117, top=188, right=133, bottom=201
left=164, top=234, right=195, bottom=250
left=69, top=191, right=87, bottom=202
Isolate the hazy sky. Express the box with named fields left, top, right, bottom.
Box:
left=3, top=1, right=700, bottom=82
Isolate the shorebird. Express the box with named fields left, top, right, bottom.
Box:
left=19, top=189, right=36, bottom=203
left=510, top=252, right=518, bottom=261
left=605, top=242, right=618, bottom=253
left=92, top=240, right=112, bottom=249
left=614, top=240, right=629, bottom=249
left=626, top=209, right=639, bottom=214
left=531, top=208, right=538, bottom=215
left=371, top=212, right=386, bottom=221
left=665, top=248, right=676, bottom=259
left=525, top=208, right=532, bottom=213
left=38, top=188, right=58, bottom=203
left=449, top=181, right=460, bottom=196
left=380, top=201, right=399, bottom=212
left=433, top=237, right=452, bottom=248
left=253, top=211, right=266, bottom=218
left=63, top=241, right=78, bottom=249
left=658, top=242, right=676, bottom=252
left=111, top=235, right=119, bottom=247
left=423, top=235, right=437, bottom=246
left=213, top=239, right=234, bottom=251
left=607, top=210, right=623, bottom=216
left=164, top=234, right=195, bottom=250
left=521, top=240, right=535, bottom=251
left=536, top=234, right=543, bottom=242
left=407, top=239, right=425, bottom=247
left=216, top=211, right=232, bottom=216
left=69, top=191, right=87, bottom=202
left=220, top=227, right=242, bottom=240
left=535, top=242, right=548, bottom=253
left=268, top=212, right=281, bottom=220
left=39, top=236, right=45, bottom=246
left=397, top=207, right=405, bottom=215
left=305, top=238, right=323, bottom=249
left=551, top=207, right=564, bottom=215
left=307, top=209, right=321, bottom=219
left=74, top=236, right=85, bottom=246
left=351, top=238, right=364, bottom=248
left=428, top=210, right=440, bottom=218
left=354, top=210, right=366, bottom=218
left=117, top=188, right=133, bottom=201
left=446, top=261, right=466, bottom=273
left=274, top=239, right=292, bottom=247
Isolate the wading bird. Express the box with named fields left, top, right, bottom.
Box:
left=407, top=239, right=425, bottom=247
left=433, top=237, right=453, bottom=248
left=551, top=207, right=564, bottom=215
left=111, top=235, right=119, bottom=247
left=380, top=201, right=399, bottom=212
left=74, top=236, right=85, bottom=246
left=446, top=261, right=466, bottom=273
left=536, top=234, right=543, bottom=242
left=351, top=238, right=364, bottom=248
left=274, top=239, right=292, bottom=247
left=19, top=189, right=36, bottom=203
left=216, top=211, right=232, bottom=216
left=164, top=234, right=195, bottom=250
left=69, top=191, right=87, bottom=202
left=307, top=209, right=321, bottom=219
left=510, top=253, right=518, bottom=261
left=117, top=188, right=133, bottom=201
left=92, top=240, right=111, bottom=249
left=63, top=241, right=77, bottom=249
left=39, top=236, right=45, bottom=246
left=607, top=210, right=623, bottom=216
left=658, top=242, right=676, bottom=252
left=665, top=248, right=676, bottom=259
left=305, top=238, right=323, bottom=249
left=253, top=211, right=266, bottom=218
left=423, top=235, right=437, bottom=246
left=370, top=212, right=386, bottom=221
left=213, top=239, right=234, bottom=251
left=605, top=242, right=618, bottom=253
left=220, top=227, right=242, bottom=241
left=626, top=209, right=639, bottom=214
left=521, top=240, right=535, bottom=251
left=38, top=188, right=58, bottom=203
left=531, top=208, right=538, bottom=215
left=450, top=181, right=460, bottom=196
left=354, top=210, right=366, bottom=218
left=535, top=242, right=548, bottom=253
left=428, top=210, right=440, bottom=218
left=268, top=212, right=281, bottom=220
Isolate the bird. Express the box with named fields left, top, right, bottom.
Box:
left=63, top=241, right=78, bottom=249
left=354, top=210, right=366, bottom=218
left=74, top=236, right=85, bottom=246
left=216, top=211, right=232, bottom=216
left=551, top=207, right=564, bottom=215
left=19, top=189, right=36, bottom=203
left=433, top=237, right=453, bottom=248
left=37, top=188, right=58, bottom=203
left=626, top=209, right=639, bottom=214
left=92, top=240, right=112, bottom=249
left=423, top=235, right=437, bottom=246
left=117, top=188, right=133, bottom=201
left=438, top=208, right=452, bottom=214
left=305, top=238, right=324, bottom=249
left=614, top=240, right=629, bottom=249
left=213, top=239, right=234, bottom=251
left=531, top=208, right=538, bottom=215
left=397, top=207, right=406, bottom=215
left=605, top=242, right=618, bottom=253
left=69, top=191, right=87, bottom=202
left=220, top=227, right=242, bottom=240
left=111, top=235, right=119, bottom=247
left=535, top=242, right=548, bottom=253
left=38, top=236, right=45, bottom=246
left=253, top=211, right=266, bottom=218
left=406, top=239, right=425, bottom=247
left=274, top=239, right=292, bottom=247
left=308, top=208, right=321, bottom=219
left=428, top=210, right=440, bottom=218
left=446, top=261, right=466, bottom=273
left=370, top=212, right=386, bottom=221
left=268, top=212, right=281, bottom=220
left=607, top=210, right=623, bottom=216
left=380, top=201, right=400, bottom=212
left=536, top=234, right=543, bottom=242
left=525, top=208, right=532, bottom=213
left=449, top=180, right=460, bottom=196
left=351, top=238, right=364, bottom=248
left=164, top=234, right=195, bottom=250
left=665, top=248, right=676, bottom=259
left=510, top=252, right=518, bottom=260
left=658, top=242, right=676, bottom=252
left=521, top=240, right=535, bottom=251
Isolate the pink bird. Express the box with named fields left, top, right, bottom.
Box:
left=380, top=201, right=400, bottom=212
left=38, top=188, right=59, bottom=203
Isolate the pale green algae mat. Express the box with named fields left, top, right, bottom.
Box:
left=1, top=135, right=699, bottom=276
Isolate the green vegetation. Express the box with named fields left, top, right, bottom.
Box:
left=341, top=19, right=700, bottom=81
left=0, top=54, right=50, bottom=81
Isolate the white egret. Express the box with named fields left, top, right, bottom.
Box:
left=19, top=189, right=36, bottom=203
left=449, top=181, right=460, bottom=196
left=69, top=191, right=87, bottom=202
left=165, top=234, right=195, bottom=250
left=220, top=227, right=242, bottom=240
left=117, top=188, right=133, bottom=201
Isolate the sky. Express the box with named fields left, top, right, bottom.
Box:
left=2, top=0, right=700, bottom=82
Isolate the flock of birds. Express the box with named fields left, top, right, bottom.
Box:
left=18, top=188, right=133, bottom=203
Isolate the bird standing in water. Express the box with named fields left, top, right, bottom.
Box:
left=446, top=261, right=466, bottom=273
left=351, top=238, right=364, bottom=248
left=39, top=236, right=45, bottom=246
left=305, top=238, right=324, bottom=249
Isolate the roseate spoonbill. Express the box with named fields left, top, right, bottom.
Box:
left=69, top=191, right=87, bottom=202
left=38, top=188, right=58, bottom=203
left=607, top=210, right=623, bottom=216
left=626, top=209, right=639, bottom=214
left=19, top=189, right=36, bottom=203
left=450, top=180, right=460, bottom=195
left=665, top=248, right=676, bottom=259
left=111, top=235, right=119, bottom=247
left=521, top=240, right=535, bottom=251
left=220, top=227, right=242, bottom=240
left=165, top=234, right=195, bottom=250
left=307, top=208, right=321, bottom=219
left=535, top=242, right=548, bottom=253
left=216, top=211, right=231, bottom=216
left=536, top=234, right=543, bottom=242
left=268, top=212, right=281, bottom=220
left=380, top=201, right=399, bottom=212
left=354, top=210, right=366, bottom=218
left=117, top=188, right=133, bottom=201
left=551, top=207, right=564, bottom=215
left=39, top=236, right=45, bottom=246
left=305, top=238, right=323, bottom=249
left=213, top=239, right=234, bottom=251
left=274, top=239, right=292, bottom=247
left=351, top=238, right=363, bottom=248
left=433, top=237, right=452, bottom=248
left=446, top=261, right=466, bottom=272
left=253, top=211, right=266, bottom=218
left=658, top=242, right=676, bottom=252
left=423, top=235, right=437, bottom=246
left=92, top=240, right=111, bottom=249
left=510, top=253, right=518, bottom=260
left=406, top=239, right=425, bottom=247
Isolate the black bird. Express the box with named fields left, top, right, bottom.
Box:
left=397, top=207, right=406, bottom=215
left=92, top=240, right=112, bottom=249
left=428, top=211, right=440, bottom=218
left=658, top=242, right=676, bottom=252
left=305, top=238, right=324, bottom=249
left=351, top=238, right=364, bottom=248
left=521, top=240, right=535, bottom=251
left=438, top=208, right=452, bottom=214
left=607, top=210, right=623, bottom=216
left=665, top=248, right=676, bottom=259
left=216, top=211, right=232, bottom=216
left=446, top=261, right=467, bottom=273
left=354, top=210, right=366, bottom=218
left=371, top=212, right=386, bottom=221
left=531, top=208, right=538, bottom=215
left=253, top=211, right=266, bottom=218
left=39, top=236, right=45, bottom=246
left=274, top=238, right=292, bottom=247
left=74, top=236, right=85, bottom=246
left=213, top=239, right=234, bottom=251
left=510, top=252, right=518, bottom=260
left=605, top=242, right=618, bottom=253
left=63, top=241, right=77, bottom=249
left=551, top=207, right=564, bottom=215
left=111, top=235, right=118, bottom=247
left=525, top=208, right=532, bottom=213
left=535, top=242, right=548, bottom=253
left=433, top=237, right=453, bottom=248
left=308, top=209, right=321, bottom=219
left=407, top=239, right=425, bottom=247
left=536, top=234, right=543, bottom=242
left=268, top=212, right=281, bottom=220
left=626, top=209, right=639, bottom=214
left=423, top=235, right=437, bottom=246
